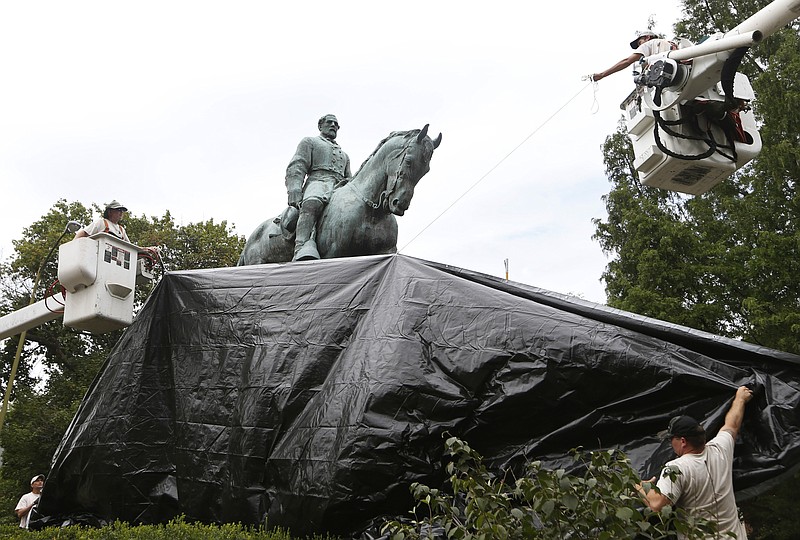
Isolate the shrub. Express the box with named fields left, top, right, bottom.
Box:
left=383, top=437, right=723, bottom=539
left=0, top=516, right=338, bottom=540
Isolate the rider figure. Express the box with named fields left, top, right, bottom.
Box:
left=285, top=114, right=352, bottom=261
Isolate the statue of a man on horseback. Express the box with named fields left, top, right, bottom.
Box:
left=237, top=118, right=441, bottom=267
left=286, top=114, right=351, bottom=261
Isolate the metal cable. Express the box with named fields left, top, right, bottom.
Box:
left=399, top=82, right=594, bottom=253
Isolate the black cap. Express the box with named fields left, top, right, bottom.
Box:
left=658, top=415, right=705, bottom=439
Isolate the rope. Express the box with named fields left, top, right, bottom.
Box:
left=584, top=75, right=601, bottom=114
left=399, top=81, right=594, bottom=253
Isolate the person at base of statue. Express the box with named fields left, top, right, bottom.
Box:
left=285, top=114, right=352, bottom=261
left=75, top=200, right=131, bottom=242
left=15, top=474, right=44, bottom=529
left=635, top=386, right=754, bottom=540
left=591, top=30, right=678, bottom=82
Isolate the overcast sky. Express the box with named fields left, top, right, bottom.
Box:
left=0, top=1, right=685, bottom=304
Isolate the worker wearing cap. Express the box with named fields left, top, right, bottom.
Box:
left=592, top=30, right=678, bottom=82
left=636, top=386, right=753, bottom=539
left=75, top=200, right=130, bottom=242
left=15, top=474, right=44, bottom=528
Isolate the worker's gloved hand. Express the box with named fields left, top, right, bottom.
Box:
left=288, top=189, right=302, bottom=208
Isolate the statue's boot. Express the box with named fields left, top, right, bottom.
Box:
left=294, top=240, right=320, bottom=261
left=293, top=211, right=320, bottom=261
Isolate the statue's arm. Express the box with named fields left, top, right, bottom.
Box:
left=286, top=138, right=313, bottom=206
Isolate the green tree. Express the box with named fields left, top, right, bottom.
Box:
left=591, top=125, right=738, bottom=335
left=0, top=200, right=245, bottom=524
left=673, top=0, right=800, bottom=352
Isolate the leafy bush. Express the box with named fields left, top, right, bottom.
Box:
left=383, top=437, right=722, bottom=539
left=0, top=516, right=338, bottom=540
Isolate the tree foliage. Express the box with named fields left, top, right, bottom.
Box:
left=0, top=200, right=245, bottom=524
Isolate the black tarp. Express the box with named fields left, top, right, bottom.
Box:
left=36, top=254, right=800, bottom=535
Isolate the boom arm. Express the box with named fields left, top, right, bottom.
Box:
left=729, top=0, right=800, bottom=39
left=0, top=295, right=64, bottom=341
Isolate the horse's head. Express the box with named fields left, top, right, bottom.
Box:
left=383, top=125, right=442, bottom=216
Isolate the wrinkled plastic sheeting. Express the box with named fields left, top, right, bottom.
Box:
left=36, top=254, right=800, bottom=536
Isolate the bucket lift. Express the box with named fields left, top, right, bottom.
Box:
left=0, top=232, right=154, bottom=341
left=0, top=227, right=157, bottom=431
left=58, top=233, right=154, bottom=333
left=623, top=0, right=800, bottom=195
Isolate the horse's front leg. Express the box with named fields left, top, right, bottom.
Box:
left=361, top=215, right=398, bottom=255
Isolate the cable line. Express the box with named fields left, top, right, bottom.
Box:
left=399, top=81, right=594, bottom=253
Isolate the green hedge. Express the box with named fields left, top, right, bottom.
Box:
left=0, top=518, right=340, bottom=540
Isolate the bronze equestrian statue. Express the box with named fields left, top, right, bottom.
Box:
left=238, top=121, right=441, bottom=265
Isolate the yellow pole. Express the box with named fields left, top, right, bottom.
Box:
left=0, top=270, right=43, bottom=432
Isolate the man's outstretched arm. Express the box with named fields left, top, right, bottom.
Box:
left=592, top=53, right=643, bottom=81
left=720, top=386, right=754, bottom=440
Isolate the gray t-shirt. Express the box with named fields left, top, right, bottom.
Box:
left=657, top=430, right=747, bottom=539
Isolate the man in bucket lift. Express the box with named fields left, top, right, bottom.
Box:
left=75, top=200, right=131, bottom=242
left=592, top=31, right=752, bottom=151
left=591, top=30, right=679, bottom=82
left=74, top=200, right=161, bottom=257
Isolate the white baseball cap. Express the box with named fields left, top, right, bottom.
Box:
left=630, top=30, right=659, bottom=49
left=30, top=474, right=45, bottom=484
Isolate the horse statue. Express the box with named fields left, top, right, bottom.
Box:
left=238, top=125, right=442, bottom=265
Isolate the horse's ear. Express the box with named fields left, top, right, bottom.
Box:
left=416, top=124, right=429, bottom=143
left=433, top=133, right=442, bottom=149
